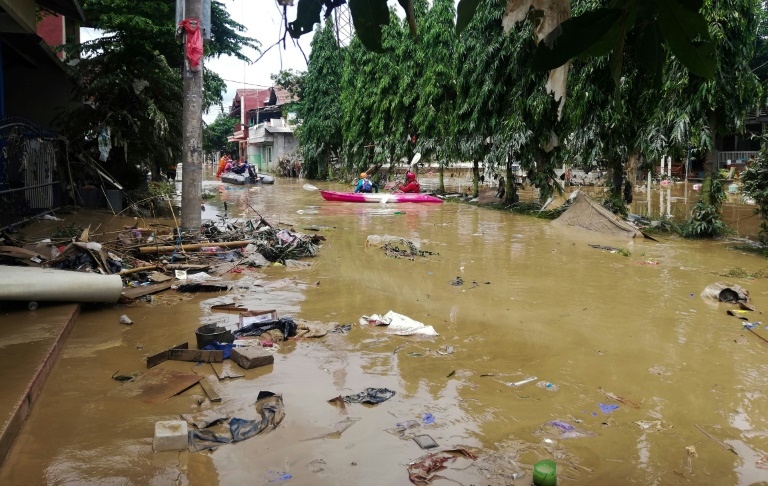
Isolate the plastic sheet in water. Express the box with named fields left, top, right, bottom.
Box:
left=534, top=420, right=598, bottom=440
left=343, top=387, right=396, bottom=404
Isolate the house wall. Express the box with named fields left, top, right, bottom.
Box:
left=272, top=133, right=297, bottom=169
left=0, top=0, right=38, bottom=33
left=4, top=61, right=72, bottom=129
left=37, top=14, right=65, bottom=58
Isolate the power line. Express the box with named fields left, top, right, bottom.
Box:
left=219, top=78, right=272, bottom=88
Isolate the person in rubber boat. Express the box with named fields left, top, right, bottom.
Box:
left=216, top=155, right=231, bottom=178
left=395, top=171, right=420, bottom=193
left=354, top=172, right=379, bottom=193
left=232, top=159, right=249, bottom=175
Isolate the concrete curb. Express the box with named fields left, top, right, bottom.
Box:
left=0, top=304, right=80, bottom=467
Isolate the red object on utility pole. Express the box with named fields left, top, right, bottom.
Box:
left=178, top=18, right=203, bottom=68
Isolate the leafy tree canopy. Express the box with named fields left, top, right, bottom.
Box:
left=60, top=0, right=259, bottom=186
left=287, top=0, right=716, bottom=86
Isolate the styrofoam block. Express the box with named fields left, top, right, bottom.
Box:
left=153, top=420, right=188, bottom=452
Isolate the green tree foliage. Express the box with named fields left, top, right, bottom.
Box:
left=271, top=69, right=305, bottom=101
left=455, top=0, right=561, bottom=203
left=562, top=0, right=663, bottom=214
left=413, top=0, right=457, bottom=193
left=656, top=0, right=762, bottom=236
left=289, top=0, right=716, bottom=88
left=295, top=19, right=343, bottom=179
left=203, top=112, right=238, bottom=156
left=339, top=38, right=378, bottom=173
left=741, top=136, right=768, bottom=245
left=60, top=0, right=258, bottom=187
left=683, top=173, right=727, bottom=238
left=454, top=0, right=509, bottom=198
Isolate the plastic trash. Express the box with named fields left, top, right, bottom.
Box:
left=497, top=376, right=537, bottom=387
left=422, top=413, right=435, bottom=424
left=536, top=381, right=559, bottom=392
left=366, top=234, right=421, bottom=248
left=119, top=314, right=133, bottom=325
left=534, top=420, right=598, bottom=440
left=533, top=460, right=556, bottom=486
left=598, top=403, right=619, bottom=414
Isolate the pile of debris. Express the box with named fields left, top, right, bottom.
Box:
left=0, top=214, right=325, bottom=305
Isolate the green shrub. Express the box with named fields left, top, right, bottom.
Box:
left=741, top=137, right=768, bottom=246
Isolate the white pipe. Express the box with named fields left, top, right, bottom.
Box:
left=0, top=266, right=123, bottom=303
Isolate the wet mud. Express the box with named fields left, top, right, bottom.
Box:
left=3, top=175, right=768, bottom=484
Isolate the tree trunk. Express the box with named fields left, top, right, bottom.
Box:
left=624, top=151, right=639, bottom=204
left=503, top=159, right=518, bottom=204
left=607, top=156, right=625, bottom=213
left=472, top=160, right=479, bottom=198
left=438, top=161, right=445, bottom=194
left=703, top=111, right=718, bottom=205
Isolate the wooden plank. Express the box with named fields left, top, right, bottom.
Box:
left=167, top=349, right=223, bottom=363
left=121, top=280, right=175, bottom=301
left=139, top=240, right=253, bottom=254
left=197, top=375, right=222, bottom=402
left=210, top=304, right=248, bottom=313
left=148, top=271, right=173, bottom=283
left=123, top=368, right=201, bottom=405
left=146, top=342, right=188, bottom=369
left=210, top=362, right=244, bottom=380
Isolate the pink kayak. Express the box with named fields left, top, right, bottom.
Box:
left=319, top=190, right=443, bottom=203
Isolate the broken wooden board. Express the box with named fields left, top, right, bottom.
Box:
left=210, top=304, right=248, bottom=313
left=196, top=374, right=222, bottom=402
left=123, top=368, right=201, bottom=405
left=210, top=362, right=244, bottom=380
left=167, top=349, right=223, bottom=363
left=121, top=280, right=175, bottom=301
left=0, top=246, right=44, bottom=266
left=148, top=271, right=173, bottom=283
left=147, top=342, right=189, bottom=369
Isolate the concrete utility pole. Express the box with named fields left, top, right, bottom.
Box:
left=180, top=0, right=204, bottom=232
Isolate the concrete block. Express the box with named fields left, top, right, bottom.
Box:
left=153, top=420, right=188, bottom=452
left=231, top=346, right=274, bottom=370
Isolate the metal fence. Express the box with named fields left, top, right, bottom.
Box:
left=0, top=119, right=64, bottom=230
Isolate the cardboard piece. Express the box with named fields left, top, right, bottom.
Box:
left=239, top=309, right=278, bottom=327
left=146, top=342, right=189, bottom=369
left=122, top=368, right=201, bottom=404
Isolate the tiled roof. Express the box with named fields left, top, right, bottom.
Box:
left=229, top=88, right=297, bottom=118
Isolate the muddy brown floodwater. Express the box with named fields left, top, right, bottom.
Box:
left=3, top=175, right=768, bottom=485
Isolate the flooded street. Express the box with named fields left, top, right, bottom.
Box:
left=3, top=176, right=768, bottom=485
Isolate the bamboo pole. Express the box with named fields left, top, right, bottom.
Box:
left=118, top=265, right=160, bottom=275
left=138, top=240, right=252, bottom=254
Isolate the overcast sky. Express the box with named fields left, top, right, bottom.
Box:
left=204, top=0, right=315, bottom=123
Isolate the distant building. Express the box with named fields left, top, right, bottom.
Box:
left=227, top=87, right=297, bottom=172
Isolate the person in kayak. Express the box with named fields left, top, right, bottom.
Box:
left=395, top=172, right=420, bottom=193
left=355, top=172, right=378, bottom=193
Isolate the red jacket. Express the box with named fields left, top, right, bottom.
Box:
left=398, top=181, right=420, bottom=193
